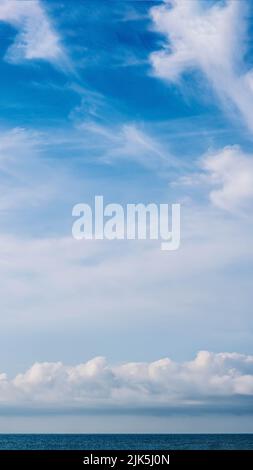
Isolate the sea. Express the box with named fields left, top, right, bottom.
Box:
left=0, top=434, right=252, bottom=450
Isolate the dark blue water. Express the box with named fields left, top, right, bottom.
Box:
left=0, top=434, right=252, bottom=450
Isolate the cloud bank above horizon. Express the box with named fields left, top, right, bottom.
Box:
left=0, top=351, right=253, bottom=415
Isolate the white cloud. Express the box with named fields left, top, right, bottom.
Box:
left=0, top=0, right=67, bottom=68
left=149, top=0, right=253, bottom=133
left=201, top=146, right=253, bottom=211
left=176, top=144, right=253, bottom=212
left=0, top=351, right=253, bottom=412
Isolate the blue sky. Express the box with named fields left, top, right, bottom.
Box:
left=0, top=0, right=253, bottom=432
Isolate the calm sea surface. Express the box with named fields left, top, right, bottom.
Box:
left=0, top=434, right=252, bottom=450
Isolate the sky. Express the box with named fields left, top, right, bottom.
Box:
left=0, top=0, right=253, bottom=432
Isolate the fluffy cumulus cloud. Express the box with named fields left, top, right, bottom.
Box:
left=0, top=0, right=66, bottom=67
left=177, top=144, right=253, bottom=212
left=149, top=0, right=253, bottom=133
left=0, top=351, right=253, bottom=413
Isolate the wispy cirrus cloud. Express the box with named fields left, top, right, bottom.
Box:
left=0, top=127, right=67, bottom=212
left=0, top=0, right=68, bottom=69
left=149, top=0, right=253, bottom=133
left=79, top=120, right=178, bottom=171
